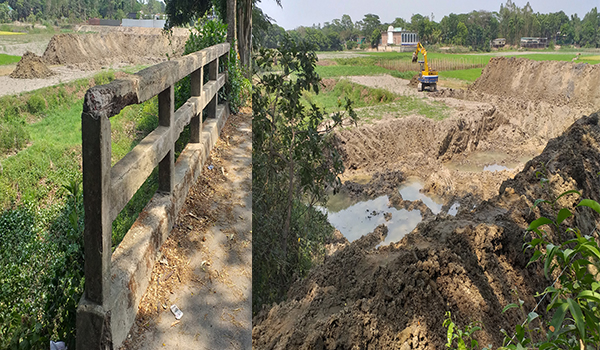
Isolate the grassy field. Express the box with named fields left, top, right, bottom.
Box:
left=438, top=67, right=483, bottom=82
left=363, top=50, right=600, bottom=64
left=318, top=49, right=600, bottom=84
left=316, top=64, right=397, bottom=78
left=303, top=78, right=451, bottom=123
left=0, top=71, right=163, bottom=243
left=0, top=53, right=20, bottom=65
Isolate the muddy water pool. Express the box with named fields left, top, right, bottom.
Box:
left=444, top=150, right=533, bottom=172
left=321, top=180, right=444, bottom=245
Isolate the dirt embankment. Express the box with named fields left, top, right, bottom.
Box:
left=470, top=56, right=600, bottom=109
left=253, top=112, right=600, bottom=350
left=42, top=31, right=188, bottom=70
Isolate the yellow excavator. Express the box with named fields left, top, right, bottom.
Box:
left=411, top=42, right=438, bottom=92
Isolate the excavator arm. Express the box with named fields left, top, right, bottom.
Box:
left=411, top=42, right=430, bottom=73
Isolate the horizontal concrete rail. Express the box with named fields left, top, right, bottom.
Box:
left=77, top=42, right=230, bottom=349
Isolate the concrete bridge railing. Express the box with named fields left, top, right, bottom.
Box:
left=77, top=42, right=230, bottom=349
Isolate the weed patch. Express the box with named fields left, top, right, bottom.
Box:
left=304, top=79, right=398, bottom=111
left=355, top=96, right=451, bottom=122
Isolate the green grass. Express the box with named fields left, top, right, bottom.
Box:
left=439, top=68, right=483, bottom=82
left=304, top=78, right=451, bottom=123
left=0, top=70, right=163, bottom=247
left=304, top=79, right=398, bottom=111
left=362, top=50, right=600, bottom=64
left=363, top=51, right=494, bottom=63
left=355, top=96, right=451, bottom=122
left=0, top=53, right=20, bottom=65
left=316, top=64, right=398, bottom=78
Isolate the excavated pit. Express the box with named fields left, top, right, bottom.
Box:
left=253, top=57, right=600, bottom=349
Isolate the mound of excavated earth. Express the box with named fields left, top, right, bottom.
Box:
left=10, top=51, right=54, bottom=79
left=470, top=56, right=600, bottom=108
left=253, top=112, right=600, bottom=349
left=42, top=31, right=188, bottom=70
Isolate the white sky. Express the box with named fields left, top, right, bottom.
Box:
left=258, top=0, right=600, bottom=30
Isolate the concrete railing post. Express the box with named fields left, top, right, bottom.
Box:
left=158, top=85, right=175, bottom=193
left=190, top=67, right=203, bottom=143
left=78, top=110, right=113, bottom=348
left=207, top=57, right=218, bottom=119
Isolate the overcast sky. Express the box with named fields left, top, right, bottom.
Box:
left=258, top=0, right=600, bottom=30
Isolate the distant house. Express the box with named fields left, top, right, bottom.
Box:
left=378, top=26, right=419, bottom=52
left=491, top=38, right=506, bottom=48
left=520, top=37, right=548, bottom=49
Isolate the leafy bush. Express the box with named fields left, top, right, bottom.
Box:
left=174, top=14, right=249, bottom=113
left=0, top=119, right=29, bottom=151
left=0, top=181, right=84, bottom=349
left=253, top=35, right=357, bottom=314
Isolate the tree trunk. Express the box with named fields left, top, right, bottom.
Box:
left=237, top=0, right=252, bottom=76
left=227, top=0, right=237, bottom=52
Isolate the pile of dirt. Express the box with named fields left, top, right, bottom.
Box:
left=9, top=51, right=54, bottom=79
left=42, top=31, right=188, bottom=70
left=469, top=57, right=600, bottom=109
left=408, top=74, right=419, bottom=87
left=253, top=112, right=600, bottom=349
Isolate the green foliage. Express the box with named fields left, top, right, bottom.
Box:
left=443, top=312, right=486, bottom=350
left=253, top=36, right=357, bottom=314
left=26, top=94, right=45, bottom=115
left=0, top=118, right=29, bottom=152
left=174, top=14, right=249, bottom=113
left=164, top=0, right=212, bottom=27
left=370, top=28, right=381, bottom=48
left=315, top=64, right=399, bottom=78
left=0, top=3, right=10, bottom=23
left=0, top=192, right=84, bottom=349
left=521, top=193, right=600, bottom=348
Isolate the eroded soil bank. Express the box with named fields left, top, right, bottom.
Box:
left=253, top=57, right=600, bottom=349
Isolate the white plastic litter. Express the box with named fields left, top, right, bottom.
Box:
left=50, top=341, right=67, bottom=350
left=170, top=304, right=183, bottom=320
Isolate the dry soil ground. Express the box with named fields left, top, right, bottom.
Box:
left=253, top=58, right=600, bottom=349
left=120, top=110, right=252, bottom=350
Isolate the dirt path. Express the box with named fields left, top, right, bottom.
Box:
left=0, top=65, right=106, bottom=96
left=120, top=110, right=252, bottom=350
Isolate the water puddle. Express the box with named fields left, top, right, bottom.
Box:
left=399, top=180, right=444, bottom=214
left=483, top=164, right=511, bottom=172
left=445, top=150, right=532, bottom=172
left=321, top=179, right=443, bottom=245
